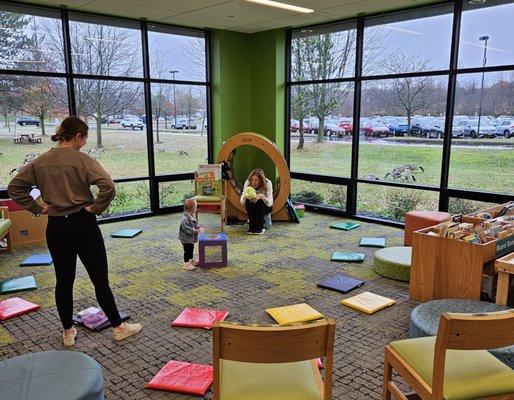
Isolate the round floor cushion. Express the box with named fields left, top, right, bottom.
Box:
left=372, top=246, right=411, bottom=282
left=0, top=350, right=104, bottom=400
left=410, top=299, right=514, bottom=368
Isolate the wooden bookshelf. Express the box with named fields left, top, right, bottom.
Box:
left=410, top=227, right=497, bottom=302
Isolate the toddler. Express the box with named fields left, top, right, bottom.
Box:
left=179, top=198, right=204, bottom=270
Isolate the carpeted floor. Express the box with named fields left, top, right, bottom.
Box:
left=0, top=212, right=418, bottom=399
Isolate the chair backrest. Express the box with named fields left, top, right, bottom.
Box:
left=431, top=309, right=514, bottom=399
left=212, top=319, right=335, bottom=399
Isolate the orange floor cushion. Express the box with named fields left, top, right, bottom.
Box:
left=404, top=211, right=451, bottom=246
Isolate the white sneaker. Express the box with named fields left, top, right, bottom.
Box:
left=183, top=261, right=196, bottom=270
left=113, top=322, right=142, bottom=341
left=63, top=327, right=77, bottom=347
left=190, top=258, right=199, bottom=266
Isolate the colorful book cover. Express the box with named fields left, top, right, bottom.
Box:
left=197, top=164, right=222, bottom=197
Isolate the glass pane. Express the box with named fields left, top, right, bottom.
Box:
left=152, top=84, right=207, bottom=175
left=0, top=76, right=68, bottom=188
left=159, top=180, right=195, bottom=208
left=69, top=14, right=143, bottom=77
left=357, top=184, right=439, bottom=222
left=0, top=5, right=64, bottom=72
left=459, top=1, right=514, bottom=69
left=96, top=180, right=150, bottom=218
left=449, top=72, right=514, bottom=194
left=74, top=79, right=147, bottom=179
left=291, top=22, right=356, bottom=81
left=291, top=179, right=347, bottom=211
left=359, top=76, right=447, bottom=187
left=290, top=82, right=354, bottom=177
left=363, top=5, right=453, bottom=75
left=148, top=26, right=206, bottom=82
left=448, top=198, right=501, bottom=216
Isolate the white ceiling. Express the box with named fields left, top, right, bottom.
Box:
left=24, top=0, right=441, bottom=33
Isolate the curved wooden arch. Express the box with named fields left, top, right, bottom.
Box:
left=216, top=132, right=290, bottom=217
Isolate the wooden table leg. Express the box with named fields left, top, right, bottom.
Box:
left=496, top=271, right=510, bottom=306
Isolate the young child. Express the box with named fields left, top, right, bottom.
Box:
left=179, top=198, right=204, bottom=270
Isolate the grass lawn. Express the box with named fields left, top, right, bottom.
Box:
left=1, top=128, right=511, bottom=221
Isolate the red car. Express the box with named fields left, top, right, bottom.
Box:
left=364, top=122, right=391, bottom=137
left=290, top=119, right=299, bottom=132
left=338, top=119, right=353, bottom=135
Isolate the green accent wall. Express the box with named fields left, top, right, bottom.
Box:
left=210, top=29, right=285, bottom=184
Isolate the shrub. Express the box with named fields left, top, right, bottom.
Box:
left=448, top=198, right=483, bottom=215
left=384, top=189, right=424, bottom=222
left=327, top=186, right=346, bottom=210
left=291, top=190, right=324, bottom=205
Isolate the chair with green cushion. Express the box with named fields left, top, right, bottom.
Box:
left=212, top=319, right=335, bottom=400
left=0, top=206, right=13, bottom=253
left=383, top=309, right=514, bottom=400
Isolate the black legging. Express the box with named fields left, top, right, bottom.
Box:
left=46, top=209, right=122, bottom=330
left=182, top=243, right=194, bottom=262
left=245, top=199, right=272, bottom=232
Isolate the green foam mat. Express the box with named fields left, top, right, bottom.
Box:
left=330, top=222, right=360, bottom=231
left=331, top=252, right=366, bottom=262
left=0, top=276, right=37, bottom=294
left=359, top=237, right=386, bottom=248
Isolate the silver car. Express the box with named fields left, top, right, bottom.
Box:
left=461, top=120, right=496, bottom=138
left=496, top=118, right=514, bottom=138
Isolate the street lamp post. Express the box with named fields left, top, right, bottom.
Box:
left=477, top=35, right=489, bottom=137
left=169, top=70, right=179, bottom=129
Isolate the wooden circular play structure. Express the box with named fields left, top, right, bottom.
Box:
left=216, top=132, right=291, bottom=221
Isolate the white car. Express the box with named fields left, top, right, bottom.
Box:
left=496, top=118, right=514, bottom=138
left=121, top=118, right=144, bottom=130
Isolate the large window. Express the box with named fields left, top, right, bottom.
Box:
left=0, top=4, right=210, bottom=218
left=287, top=1, right=514, bottom=224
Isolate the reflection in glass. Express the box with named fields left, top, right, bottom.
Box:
left=291, top=179, right=346, bottom=211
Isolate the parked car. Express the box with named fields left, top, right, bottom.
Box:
left=324, top=122, right=345, bottom=137
left=338, top=118, right=353, bottom=135
left=16, top=116, right=39, bottom=127
left=364, top=122, right=391, bottom=137
left=496, top=118, right=514, bottom=138
left=172, top=117, right=197, bottom=130
left=107, top=116, right=122, bottom=124
left=451, top=122, right=464, bottom=138
left=121, top=117, right=144, bottom=130
left=290, top=119, right=299, bottom=132
left=383, top=117, right=409, bottom=137
left=461, top=120, right=496, bottom=138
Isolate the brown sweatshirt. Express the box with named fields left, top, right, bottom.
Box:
left=7, top=147, right=115, bottom=216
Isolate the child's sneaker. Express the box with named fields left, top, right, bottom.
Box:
left=113, top=322, right=142, bottom=341
left=183, top=261, right=196, bottom=270
left=255, top=228, right=266, bottom=235
left=191, top=257, right=199, bottom=266
left=63, top=327, right=77, bottom=347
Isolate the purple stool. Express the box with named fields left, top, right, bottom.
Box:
left=199, top=233, right=227, bottom=268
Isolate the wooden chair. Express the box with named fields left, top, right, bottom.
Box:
left=0, top=206, right=13, bottom=253
left=194, top=173, right=226, bottom=231
left=383, top=309, right=514, bottom=400
left=212, top=318, right=335, bottom=400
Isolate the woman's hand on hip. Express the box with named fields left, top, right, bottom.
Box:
left=40, top=204, right=49, bottom=215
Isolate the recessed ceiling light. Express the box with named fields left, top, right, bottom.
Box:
left=245, top=0, right=314, bottom=14
left=468, top=0, right=486, bottom=4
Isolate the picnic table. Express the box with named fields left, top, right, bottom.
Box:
left=13, top=133, right=42, bottom=144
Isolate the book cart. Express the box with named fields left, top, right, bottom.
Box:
left=409, top=202, right=514, bottom=302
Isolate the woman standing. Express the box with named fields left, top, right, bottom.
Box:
left=8, top=116, right=142, bottom=346
left=240, top=169, right=273, bottom=234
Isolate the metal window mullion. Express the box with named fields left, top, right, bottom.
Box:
left=61, top=8, right=76, bottom=115
left=285, top=29, right=292, bottom=167
left=205, top=30, right=213, bottom=163
left=439, top=0, right=463, bottom=212
left=141, top=21, right=158, bottom=211
left=348, top=17, right=364, bottom=216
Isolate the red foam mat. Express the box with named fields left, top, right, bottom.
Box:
left=0, top=297, right=40, bottom=320
left=171, top=307, right=229, bottom=329
left=146, top=360, right=213, bottom=396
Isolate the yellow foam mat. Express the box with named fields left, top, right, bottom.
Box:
left=341, top=292, right=396, bottom=314
left=266, top=303, right=324, bottom=325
